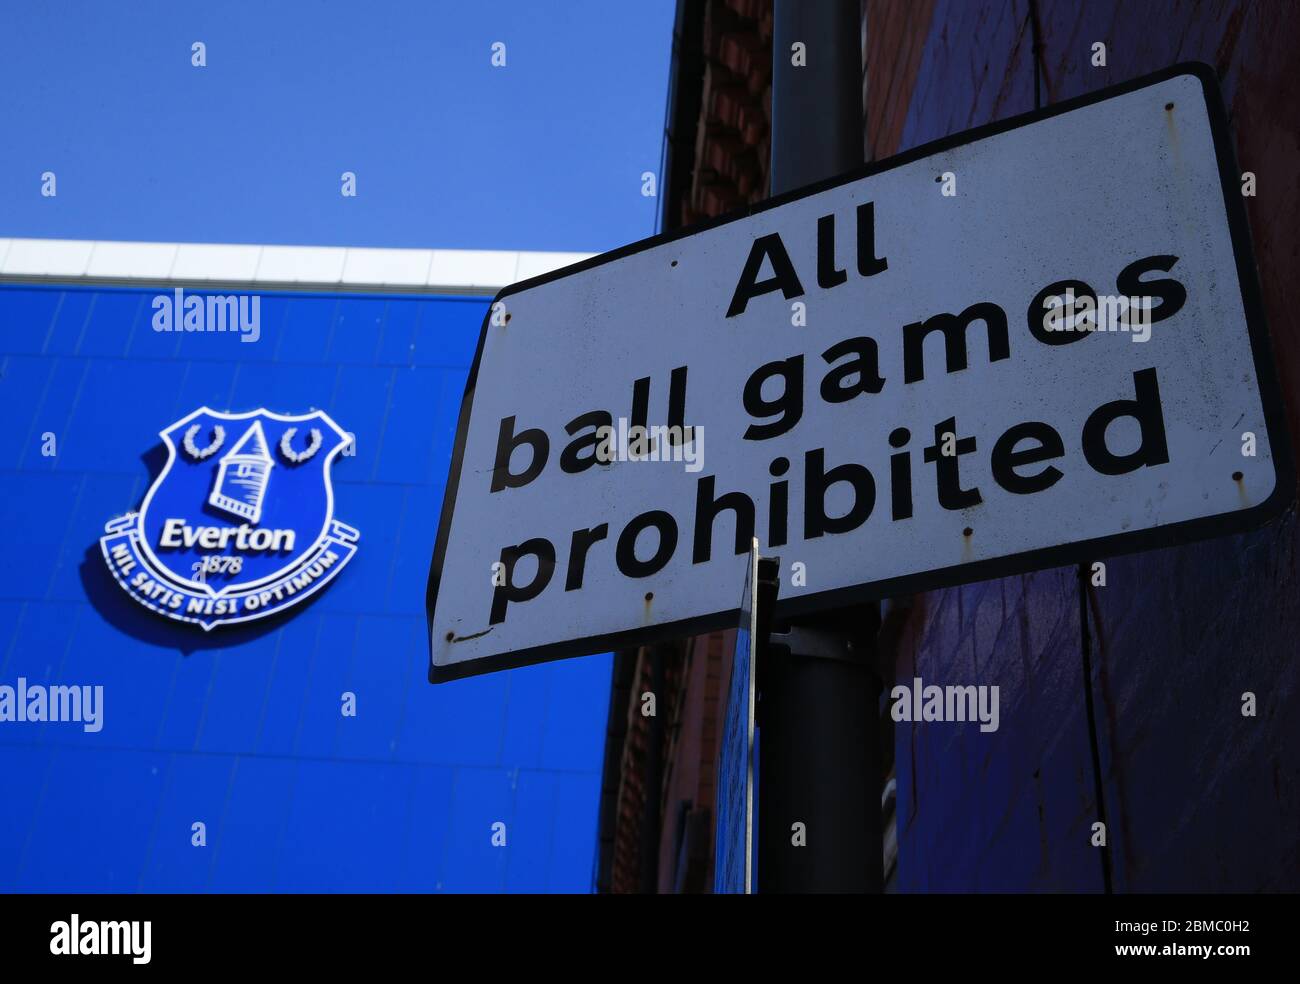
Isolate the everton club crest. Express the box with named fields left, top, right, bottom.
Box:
left=100, top=408, right=360, bottom=629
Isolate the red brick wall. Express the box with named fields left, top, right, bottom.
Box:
left=655, top=630, right=735, bottom=891
left=874, top=0, right=1300, bottom=891
left=864, top=0, right=938, bottom=160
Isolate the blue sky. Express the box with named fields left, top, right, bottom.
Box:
left=0, top=0, right=675, bottom=252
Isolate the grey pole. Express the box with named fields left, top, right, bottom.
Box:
left=769, top=0, right=866, bottom=192
left=757, top=0, right=883, bottom=894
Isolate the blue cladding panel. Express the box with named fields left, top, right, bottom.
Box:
left=0, top=283, right=610, bottom=893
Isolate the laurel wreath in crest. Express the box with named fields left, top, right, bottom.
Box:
left=279, top=427, right=323, bottom=464
left=182, top=424, right=225, bottom=460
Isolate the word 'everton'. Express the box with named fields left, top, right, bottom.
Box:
left=157, top=518, right=296, bottom=552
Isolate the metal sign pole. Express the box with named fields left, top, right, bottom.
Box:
left=716, top=541, right=781, bottom=893
left=758, top=0, right=883, bottom=894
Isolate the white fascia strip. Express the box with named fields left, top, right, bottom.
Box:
left=0, top=238, right=593, bottom=295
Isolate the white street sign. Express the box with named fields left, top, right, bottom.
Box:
left=427, top=65, right=1289, bottom=681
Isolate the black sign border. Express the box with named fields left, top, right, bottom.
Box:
left=427, top=62, right=1294, bottom=683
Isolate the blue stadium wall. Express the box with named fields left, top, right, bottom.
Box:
left=0, top=282, right=611, bottom=892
